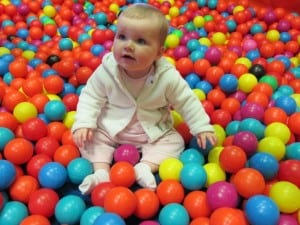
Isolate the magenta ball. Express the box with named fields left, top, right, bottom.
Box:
left=139, top=221, right=160, bottom=225
left=232, top=131, right=258, bottom=156
left=206, top=181, right=239, bottom=210
left=240, top=102, right=265, bottom=121
left=242, top=39, right=257, bottom=52
left=173, top=45, right=190, bottom=59
left=113, top=144, right=140, bottom=165
left=205, top=47, right=222, bottom=65
left=277, top=214, right=299, bottom=225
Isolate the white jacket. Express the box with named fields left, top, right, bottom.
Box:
left=72, top=52, right=214, bottom=143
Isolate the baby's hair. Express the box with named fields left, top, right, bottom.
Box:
left=118, top=3, right=169, bottom=46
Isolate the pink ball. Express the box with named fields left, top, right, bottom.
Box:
left=278, top=214, right=299, bottom=225
left=206, top=181, right=239, bottom=210
left=113, top=144, right=140, bottom=165
left=232, top=131, right=258, bottom=156
left=205, top=47, right=222, bottom=65
left=173, top=45, right=190, bottom=59
left=240, top=102, right=265, bottom=121
left=242, top=39, right=258, bottom=52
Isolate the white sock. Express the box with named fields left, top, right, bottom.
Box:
left=134, top=162, right=157, bottom=190
left=79, top=169, right=110, bottom=195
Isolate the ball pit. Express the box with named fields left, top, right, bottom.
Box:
left=0, top=0, right=300, bottom=224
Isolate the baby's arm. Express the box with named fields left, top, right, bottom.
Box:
left=196, top=131, right=217, bottom=149
left=72, top=128, right=94, bottom=148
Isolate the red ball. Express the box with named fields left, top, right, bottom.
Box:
left=194, top=59, right=211, bottom=77
left=134, top=188, right=160, bottom=219
left=28, top=188, right=59, bottom=217
left=219, top=145, right=247, bottom=173
left=9, top=175, right=39, bottom=203
left=104, top=186, right=137, bottom=219
left=220, top=97, right=241, bottom=115
left=0, top=111, right=19, bottom=131
left=190, top=217, right=210, bottom=225
left=35, top=136, right=60, bottom=158
left=9, top=60, right=28, bottom=78
left=210, top=207, right=248, bottom=225
left=156, top=180, right=185, bottom=205
left=175, top=57, right=194, bottom=77
left=53, top=144, right=80, bottom=166
left=109, top=161, right=136, bottom=187
left=176, top=122, right=193, bottom=144
left=21, top=118, right=48, bottom=141
left=264, top=107, right=288, bottom=125
left=183, top=191, right=211, bottom=219
left=91, top=182, right=115, bottom=207
left=205, top=66, right=224, bottom=86
left=287, top=112, right=300, bottom=135
left=62, top=93, right=79, bottom=111
left=207, top=88, right=226, bottom=107
left=210, top=109, right=232, bottom=128
left=26, top=154, right=52, bottom=178
left=43, top=75, right=64, bottom=94
left=4, top=138, right=34, bottom=165
left=277, top=159, right=300, bottom=188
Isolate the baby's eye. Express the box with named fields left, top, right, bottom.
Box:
left=136, top=38, right=146, bottom=45
left=117, top=34, right=126, bottom=40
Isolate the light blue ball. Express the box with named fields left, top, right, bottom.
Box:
left=179, top=148, right=205, bottom=165
left=55, top=195, right=86, bottom=225
left=225, top=120, right=240, bottom=136
left=44, top=100, right=67, bottom=121
left=93, top=212, right=126, bottom=225
left=286, top=142, right=300, bottom=160
left=80, top=206, right=105, bottom=225
left=67, top=158, right=93, bottom=184
left=0, top=127, right=15, bottom=150
left=58, top=38, right=73, bottom=50
left=159, top=203, right=189, bottom=225
left=180, top=163, right=207, bottom=190
left=0, top=201, right=28, bottom=225
left=239, top=118, right=265, bottom=139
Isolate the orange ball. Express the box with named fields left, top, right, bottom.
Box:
left=104, top=186, right=137, bottom=219
left=9, top=175, right=39, bottom=203
left=210, top=207, right=248, bottom=225
left=246, top=91, right=270, bottom=108
left=47, top=122, right=68, bottom=141
left=134, top=188, right=160, bottom=219
left=288, top=112, right=300, bottom=135
left=207, top=88, right=226, bottom=107
left=43, top=75, right=64, bottom=94
left=219, top=145, right=247, bottom=173
left=190, top=217, right=210, bottom=225
left=231, top=168, right=265, bottom=198
left=2, top=90, right=27, bottom=112
left=29, top=94, right=50, bottom=113
left=4, top=138, right=34, bottom=165
left=75, top=66, right=93, bottom=84
left=175, top=57, right=194, bottom=77
left=109, top=161, right=136, bottom=187
left=9, top=60, right=28, bottom=78
left=0, top=111, right=19, bottom=131
left=29, top=26, right=43, bottom=40
left=205, top=66, right=224, bottom=86
left=53, top=144, right=80, bottom=166
left=20, top=215, right=51, bottom=225
left=252, top=83, right=273, bottom=98
left=22, top=77, right=44, bottom=97
left=194, top=59, right=211, bottom=77
left=220, top=97, right=241, bottom=115
left=230, top=63, right=249, bottom=78
left=183, top=191, right=211, bottom=219
left=267, top=60, right=286, bottom=74
left=156, top=180, right=185, bottom=205
left=264, top=107, right=288, bottom=125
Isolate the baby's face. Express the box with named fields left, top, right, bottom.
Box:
left=113, top=16, right=164, bottom=78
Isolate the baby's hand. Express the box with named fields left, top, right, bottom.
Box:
left=196, top=132, right=217, bottom=149
left=72, top=128, right=94, bottom=148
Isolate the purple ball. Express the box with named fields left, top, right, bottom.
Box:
left=277, top=214, right=299, bottom=225
left=230, top=90, right=247, bottom=102
left=206, top=181, right=239, bottom=210
left=240, top=102, right=265, bottom=121
left=233, top=131, right=258, bottom=156
left=205, top=47, right=222, bottom=65
left=277, top=19, right=291, bottom=32
left=173, top=45, right=190, bottom=59
left=113, top=144, right=140, bottom=165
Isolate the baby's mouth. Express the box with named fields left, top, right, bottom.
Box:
left=122, top=54, right=135, bottom=60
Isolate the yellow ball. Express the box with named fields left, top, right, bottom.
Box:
left=233, top=5, right=244, bottom=14
left=269, top=181, right=300, bottom=213
left=291, top=93, right=300, bottom=106
left=207, top=146, right=223, bottom=164
left=165, top=34, right=180, bottom=49
left=211, top=32, right=227, bottom=45
left=171, top=110, right=183, bottom=128
left=203, top=162, right=226, bottom=187
left=193, top=16, right=205, bottom=28
left=22, top=50, right=35, bottom=60
left=193, top=89, right=206, bottom=101
left=264, top=122, right=291, bottom=144
left=43, top=5, right=56, bottom=18
left=169, top=6, right=179, bottom=18
left=213, top=124, right=226, bottom=146
left=159, top=158, right=183, bottom=181
left=63, top=111, right=76, bottom=129
left=0, top=47, right=10, bottom=57
left=238, top=73, right=258, bottom=93
left=235, top=57, right=252, bottom=68
left=109, top=3, right=119, bottom=13
left=266, top=29, right=280, bottom=42
left=46, top=94, right=61, bottom=101
left=13, top=102, right=38, bottom=123
left=258, top=136, right=286, bottom=160
left=165, top=56, right=175, bottom=65
left=199, top=37, right=211, bottom=47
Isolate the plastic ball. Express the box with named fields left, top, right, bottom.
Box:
left=13, top=101, right=38, bottom=123
left=219, top=145, right=247, bottom=173
left=0, top=127, right=15, bottom=150
left=206, top=181, right=239, bottom=210
left=211, top=32, right=226, bottom=45
left=180, top=163, right=207, bottom=190
left=38, top=162, right=67, bottom=189
left=103, top=186, right=137, bottom=219
left=264, top=122, right=291, bottom=144
left=0, top=112, right=19, bottom=131
left=277, top=159, right=300, bottom=188
left=9, top=60, right=28, bottom=78
left=113, top=144, right=140, bottom=165
left=240, top=102, right=265, bottom=121
left=219, top=73, right=238, bottom=93
left=210, top=109, right=232, bottom=128
left=203, top=163, right=226, bottom=187
left=210, top=207, right=248, bottom=225
left=93, top=212, right=126, bottom=225
left=183, top=191, right=211, bottom=219
left=109, top=161, right=136, bottom=187
left=156, top=179, right=185, bottom=205
left=232, top=131, right=258, bottom=156
left=21, top=117, right=48, bottom=141
left=20, top=215, right=51, bottom=225
left=27, top=154, right=52, bottom=179
left=179, top=148, right=205, bottom=165
left=4, top=138, right=34, bottom=165
left=245, top=195, right=280, bottom=225
left=0, top=159, right=16, bottom=190
left=35, top=136, right=60, bottom=158
left=158, top=203, right=189, bottom=225
left=44, top=100, right=67, bottom=121
left=274, top=95, right=297, bottom=115
left=80, top=206, right=105, bottom=225
left=55, top=194, right=86, bottom=225
left=257, top=136, right=286, bottom=160
left=288, top=112, right=300, bottom=135
left=277, top=214, right=299, bottom=225
left=238, top=73, right=258, bottom=93
left=205, top=47, right=222, bottom=65
left=28, top=188, right=59, bottom=218
left=67, top=157, right=93, bottom=185
left=165, top=34, right=180, bottom=48
left=134, top=188, right=160, bottom=219
left=175, top=57, right=194, bottom=76
left=264, top=106, right=288, bottom=125
left=158, top=158, right=183, bottom=181
left=231, top=168, right=265, bottom=198
left=53, top=144, right=80, bottom=166
left=269, top=181, right=300, bottom=213
left=286, top=143, right=300, bottom=160
left=0, top=201, right=28, bottom=225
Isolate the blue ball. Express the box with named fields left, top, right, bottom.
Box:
left=274, top=95, right=297, bottom=115
left=67, top=158, right=93, bottom=184
left=286, top=142, right=300, bottom=160
left=58, top=38, right=73, bottom=50
left=186, top=39, right=200, bottom=52
left=245, top=195, right=279, bottom=225
left=0, top=160, right=16, bottom=190
left=179, top=148, right=205, bottom=165
left=55, top=195, right=86, bottom=225
left=180, top=163, right=207, bottom=190
left=195, top=80, right=212, bottom=94
left=185, top=73, right=201, bottom=89
left=248, top=152, right=279, bottom=180
left=38, top=162, right=67, bottom=189
left=239, top=118, right=265, bottom=139
left=80, top=206, right=105, bottom=225
left=0, top=127, right=15, bottom=150
left=93, top=212, right=126, bottom=225
left=44, top=100, right=67, bottom=121
left=0, top=201, right=28, bottom=225
left=219, top=73, right=238, bottom=93
left=225, top=120, right=240, bottom=136
left=159, top=203, right=189, bottom=225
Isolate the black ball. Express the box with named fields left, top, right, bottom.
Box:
left=249, top=64, right=266, bottom=78
left=46, top=54, right=61, bottom=66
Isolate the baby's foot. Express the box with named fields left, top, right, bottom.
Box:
left=79, top=169, right=110, bottom=195
left=134, top=163, right=157, bottom=189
